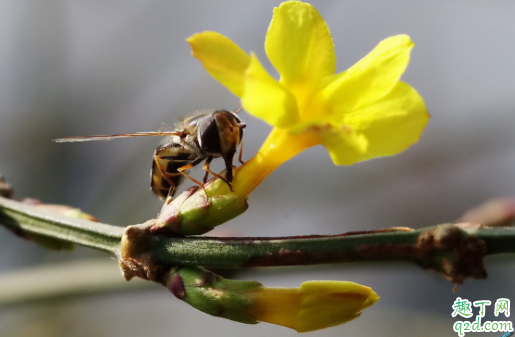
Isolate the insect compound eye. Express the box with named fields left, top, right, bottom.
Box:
left=214, top=110, right=243, bottom=158
left=197, top=114, right=222, bottom=156
left=237, top=121, right=244, bottom=139
left=227, top=111, right=245, bottom=139
left=220, top=110, right=244, bottom=139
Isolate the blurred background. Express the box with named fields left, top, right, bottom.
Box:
left=1, top=0, right=515, bottom=336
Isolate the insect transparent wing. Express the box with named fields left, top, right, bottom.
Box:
left=157, top=123, right=173, bottom=132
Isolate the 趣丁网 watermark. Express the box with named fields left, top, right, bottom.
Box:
left=452, top=297, right=512, bottom=336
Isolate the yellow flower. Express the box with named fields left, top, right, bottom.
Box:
left=242, top=280, right=379, bottom=332
left=188, top=1, right=429, bottom=197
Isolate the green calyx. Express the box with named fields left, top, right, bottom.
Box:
left=153, top=179, right=248, bottom=235
left=162, top=266, right=262, bottom=324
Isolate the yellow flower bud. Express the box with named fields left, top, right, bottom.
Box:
left=242, top=280, right=379, bottom=332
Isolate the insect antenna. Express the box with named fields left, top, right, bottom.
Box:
left=53, top=131, right=184, bottom=143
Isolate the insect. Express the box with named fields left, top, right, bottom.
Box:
left=54, top=109, right=246, bottom=200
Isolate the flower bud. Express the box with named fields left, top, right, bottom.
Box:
left=153, top=178, right=248, bottom=235
left=161, top=266, right=379, bottom=332
left=242, top=280, right=379, bottom=332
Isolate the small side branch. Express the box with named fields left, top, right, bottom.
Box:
left=0, top=197, right=123, bottom=256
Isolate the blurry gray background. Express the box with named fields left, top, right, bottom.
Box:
left=1, top=0, right=514, bottom=336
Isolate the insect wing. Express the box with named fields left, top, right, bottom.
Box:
left=53, top=131, right=183, bottom=143
left=157, top=123, right=173, bottom=132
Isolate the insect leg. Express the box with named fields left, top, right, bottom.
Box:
left=238, top=141, right=245, bottom=165
left=202, top=156, right=214, bottom=183
left=176, top=163, right=205, bottom=187
left=177, top=163, right=210, bottom=202
left=203, top=157, right=233, bottom=192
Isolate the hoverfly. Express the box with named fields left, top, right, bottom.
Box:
left=54, top=109, right=246, bottom=200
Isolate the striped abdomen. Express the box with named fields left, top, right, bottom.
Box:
left=150, top=139, right=205, bottom=200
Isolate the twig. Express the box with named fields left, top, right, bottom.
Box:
left=2, top=196, right=514, bottom=284
left=0, top=259, right=151, bottom=305
left=0, top=196, right=122, bottom=255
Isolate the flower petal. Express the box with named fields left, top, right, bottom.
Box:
left=244, top=280, right=379, bottom=332
left=241, top=53, right=299, bottom=127
left=318, top=126, right=369, bottom=165
left=323, top=35, right=414, bottom=113
left=265, top=1, right=335, bottom=88
left=188, top=32, right=250, bottom=97
left=289, top=120, right=368, bottom=165
left=326, top=81, right=429, bottom=165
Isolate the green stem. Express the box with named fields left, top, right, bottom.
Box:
left=2, top=196, right=515, bottom=284
left=145, top=226, right=514, bottom=267
left=0, top=197, right=123, bottom=256
left=147, top=230, right=420, bottom=267
left=471, top=226, right=515, bottom=254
